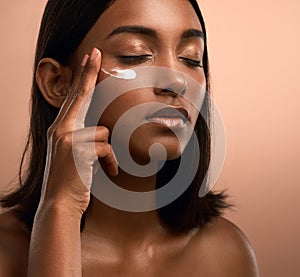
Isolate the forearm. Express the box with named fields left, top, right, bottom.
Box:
left=27, top=200, right=82, bottom=277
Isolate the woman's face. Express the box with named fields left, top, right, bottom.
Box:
left=74, top=0, right=205, bottom=164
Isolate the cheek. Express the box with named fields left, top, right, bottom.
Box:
left=98, top=97, right=128, bottom=130
left=97, top=89, right=151, bottom=130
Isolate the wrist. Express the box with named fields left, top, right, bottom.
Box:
left=36, top=197, right=84, bottom=223
left=40, top=185, right=90, bottom=214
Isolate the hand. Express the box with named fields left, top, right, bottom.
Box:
left=39, top=48, right=118, bottom=216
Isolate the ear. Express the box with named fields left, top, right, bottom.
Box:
left=36, top=58, right=72, bottom=108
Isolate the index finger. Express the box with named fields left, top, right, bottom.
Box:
left=61, top=48, right=102, bottom=131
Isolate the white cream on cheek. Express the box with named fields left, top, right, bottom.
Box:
left=101, top=67, right=137, bottom=80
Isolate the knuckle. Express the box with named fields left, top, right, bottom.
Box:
left=104, top=144, right=114, bottom=157
left=105, top=143, right=112, bottom=152
left=96, top=142, right=111, bottom=157
left=98, top=126, right=110, bottom=138
left=47, top=126, right=64, bottom=144
left=56, top=133, right=72, bottom=148
left=52, top=128, right=63, bottom=141
left=79, top=86, right=94, bottom=97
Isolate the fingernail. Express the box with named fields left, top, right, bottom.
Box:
left=90, top=48, right=100, bottom=60
left=81, top=54, right=89, bottom=66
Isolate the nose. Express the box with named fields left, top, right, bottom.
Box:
left=153, top=69, right=187, bottom=97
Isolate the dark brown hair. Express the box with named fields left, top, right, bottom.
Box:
left=0, top=0, right=229, bottom=233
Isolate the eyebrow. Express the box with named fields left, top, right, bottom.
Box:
left=181, top=29, right=204, bottom=40
left=106, top=26, right=158, bottom=39
left=106, top=25, right=204, bottom=41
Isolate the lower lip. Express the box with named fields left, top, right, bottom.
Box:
left=146, top=117, right=186, bottom=128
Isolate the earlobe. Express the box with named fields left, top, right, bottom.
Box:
left=36, top=58, right=71, bottom=108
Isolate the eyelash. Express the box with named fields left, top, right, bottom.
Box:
left=117, top=55, right=203, bottom=68
left=179, top=57, right=203, bottom=68
left=117, top=55, right=152, bottom=63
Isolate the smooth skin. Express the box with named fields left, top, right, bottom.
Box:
left=0, top=0, right=259, bottom=276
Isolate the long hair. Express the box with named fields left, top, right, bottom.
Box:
left=0, top=0, right=229, bottom=232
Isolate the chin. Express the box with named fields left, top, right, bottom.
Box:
left=129, top=134, right=185, bottom=165
left=112, top=123, right=190, bottom=165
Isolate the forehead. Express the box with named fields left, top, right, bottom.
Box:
left=96, top=0, right=202, bottom=37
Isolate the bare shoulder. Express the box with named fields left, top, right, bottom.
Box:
left=0, top=209, right=30, bottom=276
left=189, top=217, right=260, bottom=276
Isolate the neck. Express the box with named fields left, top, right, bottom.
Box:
left=84, top=169, right=168, bottom=244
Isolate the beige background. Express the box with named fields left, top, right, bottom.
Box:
left=0, top=1, right=299, bottom=276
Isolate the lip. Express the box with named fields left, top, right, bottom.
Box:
left=145, top=106, right=190, bottom=128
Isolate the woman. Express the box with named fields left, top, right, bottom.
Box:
left=0, top=0, right=259, bottom=276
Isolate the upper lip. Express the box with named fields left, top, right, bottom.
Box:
left=146, top=106, right=189, bottom=121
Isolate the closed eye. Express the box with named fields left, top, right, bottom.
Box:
left=179, top=57, right=203, bottom=68
left=117, top=55, right=153, bottom=64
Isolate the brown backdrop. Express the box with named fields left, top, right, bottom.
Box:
left=1, top=1, right=299, bottom=276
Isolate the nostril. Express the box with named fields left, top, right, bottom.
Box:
left=162, top=88, right=175, bottom=93
left=153, top=70, right=188, bottom=96
left=153, top=86, right=186, bottom=97
left=154, top=88, right=178, bottom=97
